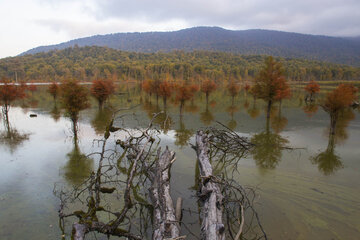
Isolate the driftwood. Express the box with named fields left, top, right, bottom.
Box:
left=149, top=147, right=181, bottom=240
left=194, top=131, right=225, bottom=240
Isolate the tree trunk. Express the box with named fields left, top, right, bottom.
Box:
left=149, top=147, right=180, bottom=240
left=194, top=131, right=225, bottom=240
left=266, top=99, right=272, bottom=121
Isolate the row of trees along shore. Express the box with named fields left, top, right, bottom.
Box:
left=1, top=56, right=358, bottom=140
left=1, top=46, right=360, bottom=83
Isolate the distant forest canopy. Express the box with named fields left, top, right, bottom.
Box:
left=1, top=46, right=359, bottom=83
left=20, top=27, right=360, bottom=66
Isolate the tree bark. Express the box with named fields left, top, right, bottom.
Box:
left=149, top=147, right=180, bottom=240
left=194, top=131, right=225, bottom=240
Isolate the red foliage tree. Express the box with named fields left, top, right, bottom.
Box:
left=0, top=77, right=25, bottom=121
left=48, top=82, right=59, bottom=101
left=90, top=79, right=115, bottom=109
left=175, top=84, right=194, bottom=115
left=252, top=56, right=290, bottom=120
left=201, top=79, right=217, bottom=105
left=142, top=80, right=155, bottom=98
left=60, top=80, right=90, bottom=137
left=158, top=81, right=173, bottom=107
left=27, top=81, right=37, bottom=97
left=227, top=81, right=240, bottom=104
left=321, top=84, right=358, bottom=135
left=304, top=80, right=320, bottom=101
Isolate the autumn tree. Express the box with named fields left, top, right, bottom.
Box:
left=304, top=80, right=320, bottom=102
left=27, top=81, right=37, bottom=97
left=227, top=81, right=240, bottom=105
left=0, top=77, right=25, bottom=122
left=158, top=81, right=173, bottom=108
left=142, top=79, right=155, bottom=99
left=243, top=82, right=251, bottom=98
left=175, top=84, right=194, bottom=116
left=321, top=84, right=358, bottom=135
left=48, top=82, right=59, bottom=101
left=90, top=79, right=115, bottom=109
left=60, top=80, right=90, bottom=137
left=252, top=56, right=290, bottom=120
left=201, top=79, right=217, bottom=105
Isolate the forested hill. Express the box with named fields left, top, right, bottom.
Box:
left=2, top=46, right=360, bottom=82
left=21, top=27, right=360, bottom=66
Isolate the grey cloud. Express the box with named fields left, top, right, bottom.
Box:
left=88, top=0, right=360, bottom=36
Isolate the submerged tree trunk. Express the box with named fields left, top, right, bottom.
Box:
left=330, top=112, right=338, bottom=136
left=194, top=131, right=225, bottom=240
left=149, top=147, right=180, bottom=240
left=266, top=99, right=272, bottom=121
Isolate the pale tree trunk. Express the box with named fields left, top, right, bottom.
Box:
left=194, top=131, right=225, bottom=240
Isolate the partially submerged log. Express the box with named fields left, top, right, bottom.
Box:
left=194, top=131, right=225, bottom=240
left=149, top=147, right=181, bottom=240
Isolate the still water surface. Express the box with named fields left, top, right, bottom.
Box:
left=0, top=87, right=359, bottom=239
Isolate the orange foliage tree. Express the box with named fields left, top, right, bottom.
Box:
left=227, top=81, right=240, bottom=105
left=158, top=81, right=173, bottom=107
left=27, top=81, right=37, bottom=97
left=321, top=84, right=358, bottom=135
left=252, top=56, right=290, bottom=120
left=176, top=84, right=194, bottom=116
left=48, top=82, right=59, bottom=101
left=201, top=79, right=217, bottom=105
left=0, top=77, right=25, bottom=121
left=142, top=79, right=155, bottom=99
left=304, top=80, right=320, bottom=102
left=90, top=79, right=115, bottom=109
left=60, top=80, right=90, bottom=136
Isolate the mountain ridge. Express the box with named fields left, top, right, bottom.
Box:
left=21, top=26, right=360, bottom=66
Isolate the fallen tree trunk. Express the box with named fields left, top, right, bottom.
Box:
left=194, top=131, right=225, bottom=240
left=149, top=146, right=181, bottom=240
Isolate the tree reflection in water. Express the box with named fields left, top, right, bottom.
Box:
left=251, top=120, right=288, bottom=170
left=0, top=111, right=29, bottom=153
left=63, top=138, right=93, bottom=186
left=50, top=103, right=61, bottom=122
left=91, top=107, right=113, bottom=135
left=226, top=104, right=239, bottom=131
left=174, top=116, right=194, bottom=148
left=311, top=109, right=355, bottom=175
left=200, top=106, right=214, bottom=126
left=270, top=106, right=288, bottom=133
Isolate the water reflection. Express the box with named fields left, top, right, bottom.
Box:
left=303, top=103, right=319, bottom=118
left=0, top=111, right=29, bottom=153
left=251, top=120, right=288, bottom=170
left=200, top=106, right=214, bottom=126
left=91, top=108, right=113, bottom=135
left=310, top=109, right=355, bottom=175
left=175, top=116, right=194, bottom=148
left=247, top=100, right=260, bottom=119
left=50, top=103, right=61, bottom=122
left=63, top=138, right=93, bottom=186
left=270, top=106, right=288, bottom=133
left=226, top=104, right=239, bottom=130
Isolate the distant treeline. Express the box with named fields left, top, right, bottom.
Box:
left=1, top=46, right=359, bottom=83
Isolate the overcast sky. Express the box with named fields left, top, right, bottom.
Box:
left=0, top=0, right=359, bottom=58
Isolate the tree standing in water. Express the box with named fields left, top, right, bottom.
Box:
left=252, top=56, right=290, bottom=120
left=158, top=81, right=173, bottom=108
left=227, top=80, right=240, bottom=105
left=176, top=83, right=194, bottom=116
left=60, top=80, right=90, bottom=138
left=321, top=84, right=357, bottom=135
left=48, top=82, right=59, bottom=101
left=201, top=79, right=217, bottom=106
left=90, top=78, right=115, bottom=109
left=0, top=77, right=25, bottom=123
left=304, top=80, right=320, bottom=102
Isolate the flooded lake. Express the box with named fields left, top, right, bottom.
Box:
left=0, top=86, right=359, bottom=239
